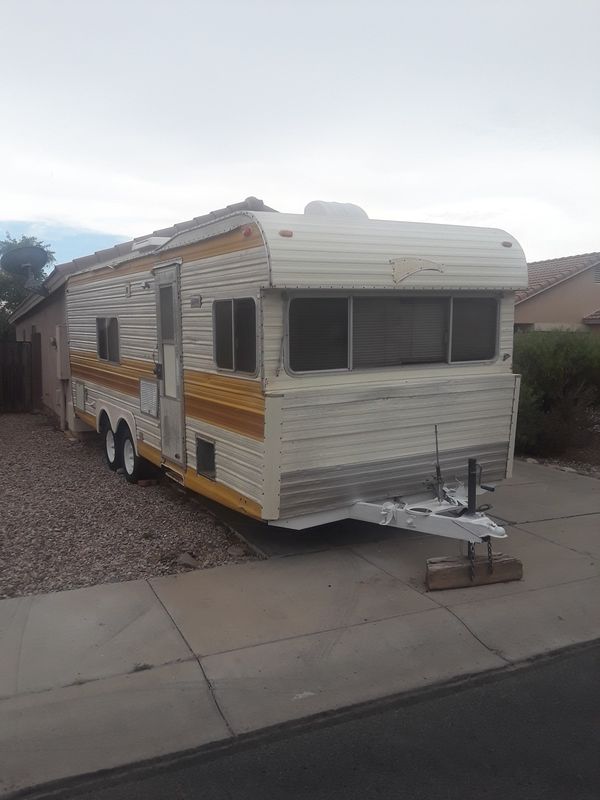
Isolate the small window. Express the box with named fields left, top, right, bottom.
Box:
left=289, top=297, right=349, bottom=371
left=159, top=285, right=175, bottom=342
left=214, top=299, right=256, bottom=373
left=97, top=317, right=119, bottom=362
left=451, top=298, right=498, bottom=361
left=196, top=437, right=216, bottom=479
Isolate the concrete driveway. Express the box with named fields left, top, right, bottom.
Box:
left=1, top=460, right=599, bottom=796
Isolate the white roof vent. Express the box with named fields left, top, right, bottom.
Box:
left=131, top=236, right=170, bottom=253
left=303, top=201, right=369, bottom=220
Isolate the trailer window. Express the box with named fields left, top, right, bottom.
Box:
left=96, top=317, right=119, bottom=362
left=289, top=298, right=349, bottom=371
left=353, top=297, right=448, bottom=367
left=214, top=298, right=256, bottom=373
left=451, top=298, right=498, bottom=361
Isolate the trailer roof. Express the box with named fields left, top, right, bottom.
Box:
left=161, top=211, right=528, bottom=291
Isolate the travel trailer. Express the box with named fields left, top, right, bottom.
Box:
left=66, top=202, right=527, bottom=546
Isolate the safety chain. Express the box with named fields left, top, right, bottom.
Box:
left=467, top=542, right=476, bottom=582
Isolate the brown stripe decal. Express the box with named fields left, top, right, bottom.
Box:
left=184, top=370, right=265, bottom=440
left=69, top=224, right=264, bottom=286
left=70, top=351, right=154, bottom=397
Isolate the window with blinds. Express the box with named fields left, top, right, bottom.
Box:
left=287, top=295, right=497, bottom=372
left=353, top=297, right=448, bottom=367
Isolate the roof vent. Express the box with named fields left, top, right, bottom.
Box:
left=131, top=236, right=170, bottom=253
left=303, top=201, right=368, bottom=220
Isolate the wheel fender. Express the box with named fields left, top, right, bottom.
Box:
left=96, top=404, right=140, bottom=455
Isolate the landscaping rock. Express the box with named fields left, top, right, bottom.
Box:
left=0, top=415, right=259, bottom=599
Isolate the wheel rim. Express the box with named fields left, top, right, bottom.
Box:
left=123, top=438, right=135, bottom=475
left=105, top=430, right=116, bottom=463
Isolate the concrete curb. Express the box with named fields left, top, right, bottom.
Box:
left=6, top=637, right=599, bottom=800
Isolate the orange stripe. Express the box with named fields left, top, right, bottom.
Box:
left=68, top=224, right=264, bottom=286
left=137, top=439, right=262, bottom=518
left=184, top=370, right=265, bottom=440
left=70, top=351, right=154, bottom=397
left=75, top=410, right=97, bottom=429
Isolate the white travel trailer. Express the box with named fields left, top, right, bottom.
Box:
left=66, top=203, right=527, bottom=546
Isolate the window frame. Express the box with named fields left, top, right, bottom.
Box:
left=285, top=293, right=500, bottom=375
left=212, top=296, right=259, bottom=376
left=96, top=316, right=120, bottom=364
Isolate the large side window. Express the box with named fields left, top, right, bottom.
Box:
left=353, top=297, right=447, bottom=367
left=289, top=298, right=349, bottom=372
left=287, top=294, right=498, bottom=372
left=96, top=317, right=119, bottom=362
left=214, top=298, right=256, bottom=373
left=451, top=298, right=498, bottom=362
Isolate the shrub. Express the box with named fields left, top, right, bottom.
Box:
left=513, top=331, right=600, bottom=456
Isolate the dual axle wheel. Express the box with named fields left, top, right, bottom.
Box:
left=102, top=422, right=150, bottom=483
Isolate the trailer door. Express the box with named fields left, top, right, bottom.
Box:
left=155, top=264, right=186, bottom=466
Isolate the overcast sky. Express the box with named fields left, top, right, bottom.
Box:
left=2, top=0, right=599, bottom=262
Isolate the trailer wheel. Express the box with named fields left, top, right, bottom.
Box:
left=120, top=427, right=145, bottom=483
left=102, top=423, right=121, bottom=471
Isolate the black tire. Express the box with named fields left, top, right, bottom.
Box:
left=102, top=422, right=121, bottom=471
left=120, top=426, right=147, bottom=483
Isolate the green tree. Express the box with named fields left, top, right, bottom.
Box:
left=0, top=233, right=55, bottom=340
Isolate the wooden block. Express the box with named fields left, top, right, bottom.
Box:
left=426, top=553, right=523, bottom=591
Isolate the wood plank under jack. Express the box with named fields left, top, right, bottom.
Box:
left=426, top=553, right=523, bottom=591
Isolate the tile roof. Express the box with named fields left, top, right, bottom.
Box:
left=583, top=308, right=600, bottom=323
left=516, top=251, right=600, bottom=303
left=10, top=197, right=276, bottom=323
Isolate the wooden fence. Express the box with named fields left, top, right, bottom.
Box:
left=0, top=341, right=33, bottom=412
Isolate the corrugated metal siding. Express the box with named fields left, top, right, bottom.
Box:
left=180, top=248, right=269, bottom=373
left=277, top=372, right=518, bottom=517
left=252, top=212, right=527, bottom=290
left=279, top=443, right=508, bottom=517
left=184, top=417, right=264, bottom=505
left=179, top=247, right=269, bottom=503
left=67, top=270, right=157, bottom=362
left=71, top=379, right=162, bottom=453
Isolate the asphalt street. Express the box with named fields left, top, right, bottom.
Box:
left=32, top=641, right=600, bottom=800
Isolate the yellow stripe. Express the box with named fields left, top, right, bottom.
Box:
left=70, top=351, right=154, bottom=397
left=184, top=370, right=265, bottom=440
left=137, top=439, right=262, bottom=518
left=76, top=410, right=97, bottom=429
left=69, top=224, right=264, bottom=287
left=183, top=471, right=262, bottom=519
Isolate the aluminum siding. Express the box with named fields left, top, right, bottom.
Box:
left=252, top=212, right=528, bottom=290
left=180, top=246, right=270, bottom=506
left=67, top=268, right=161, bottom=448
left=277, top=373, right=518, bottom=517
left=184, top=417, right=264, bottom=505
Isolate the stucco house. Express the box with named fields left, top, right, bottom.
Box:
left=514, top=251, right=600, bottom=333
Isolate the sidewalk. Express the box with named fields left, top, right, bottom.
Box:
left=2, top=461, right=600, bottom=796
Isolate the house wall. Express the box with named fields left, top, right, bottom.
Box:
left=14, top=287, right=70, bottom=426
left=515, top=268, right=600, bottom=331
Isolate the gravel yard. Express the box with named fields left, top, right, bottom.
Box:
left=0, top=414, right=257, bottom=599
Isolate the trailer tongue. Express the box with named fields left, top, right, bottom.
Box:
left=350, top=455, right=505, bottom=545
